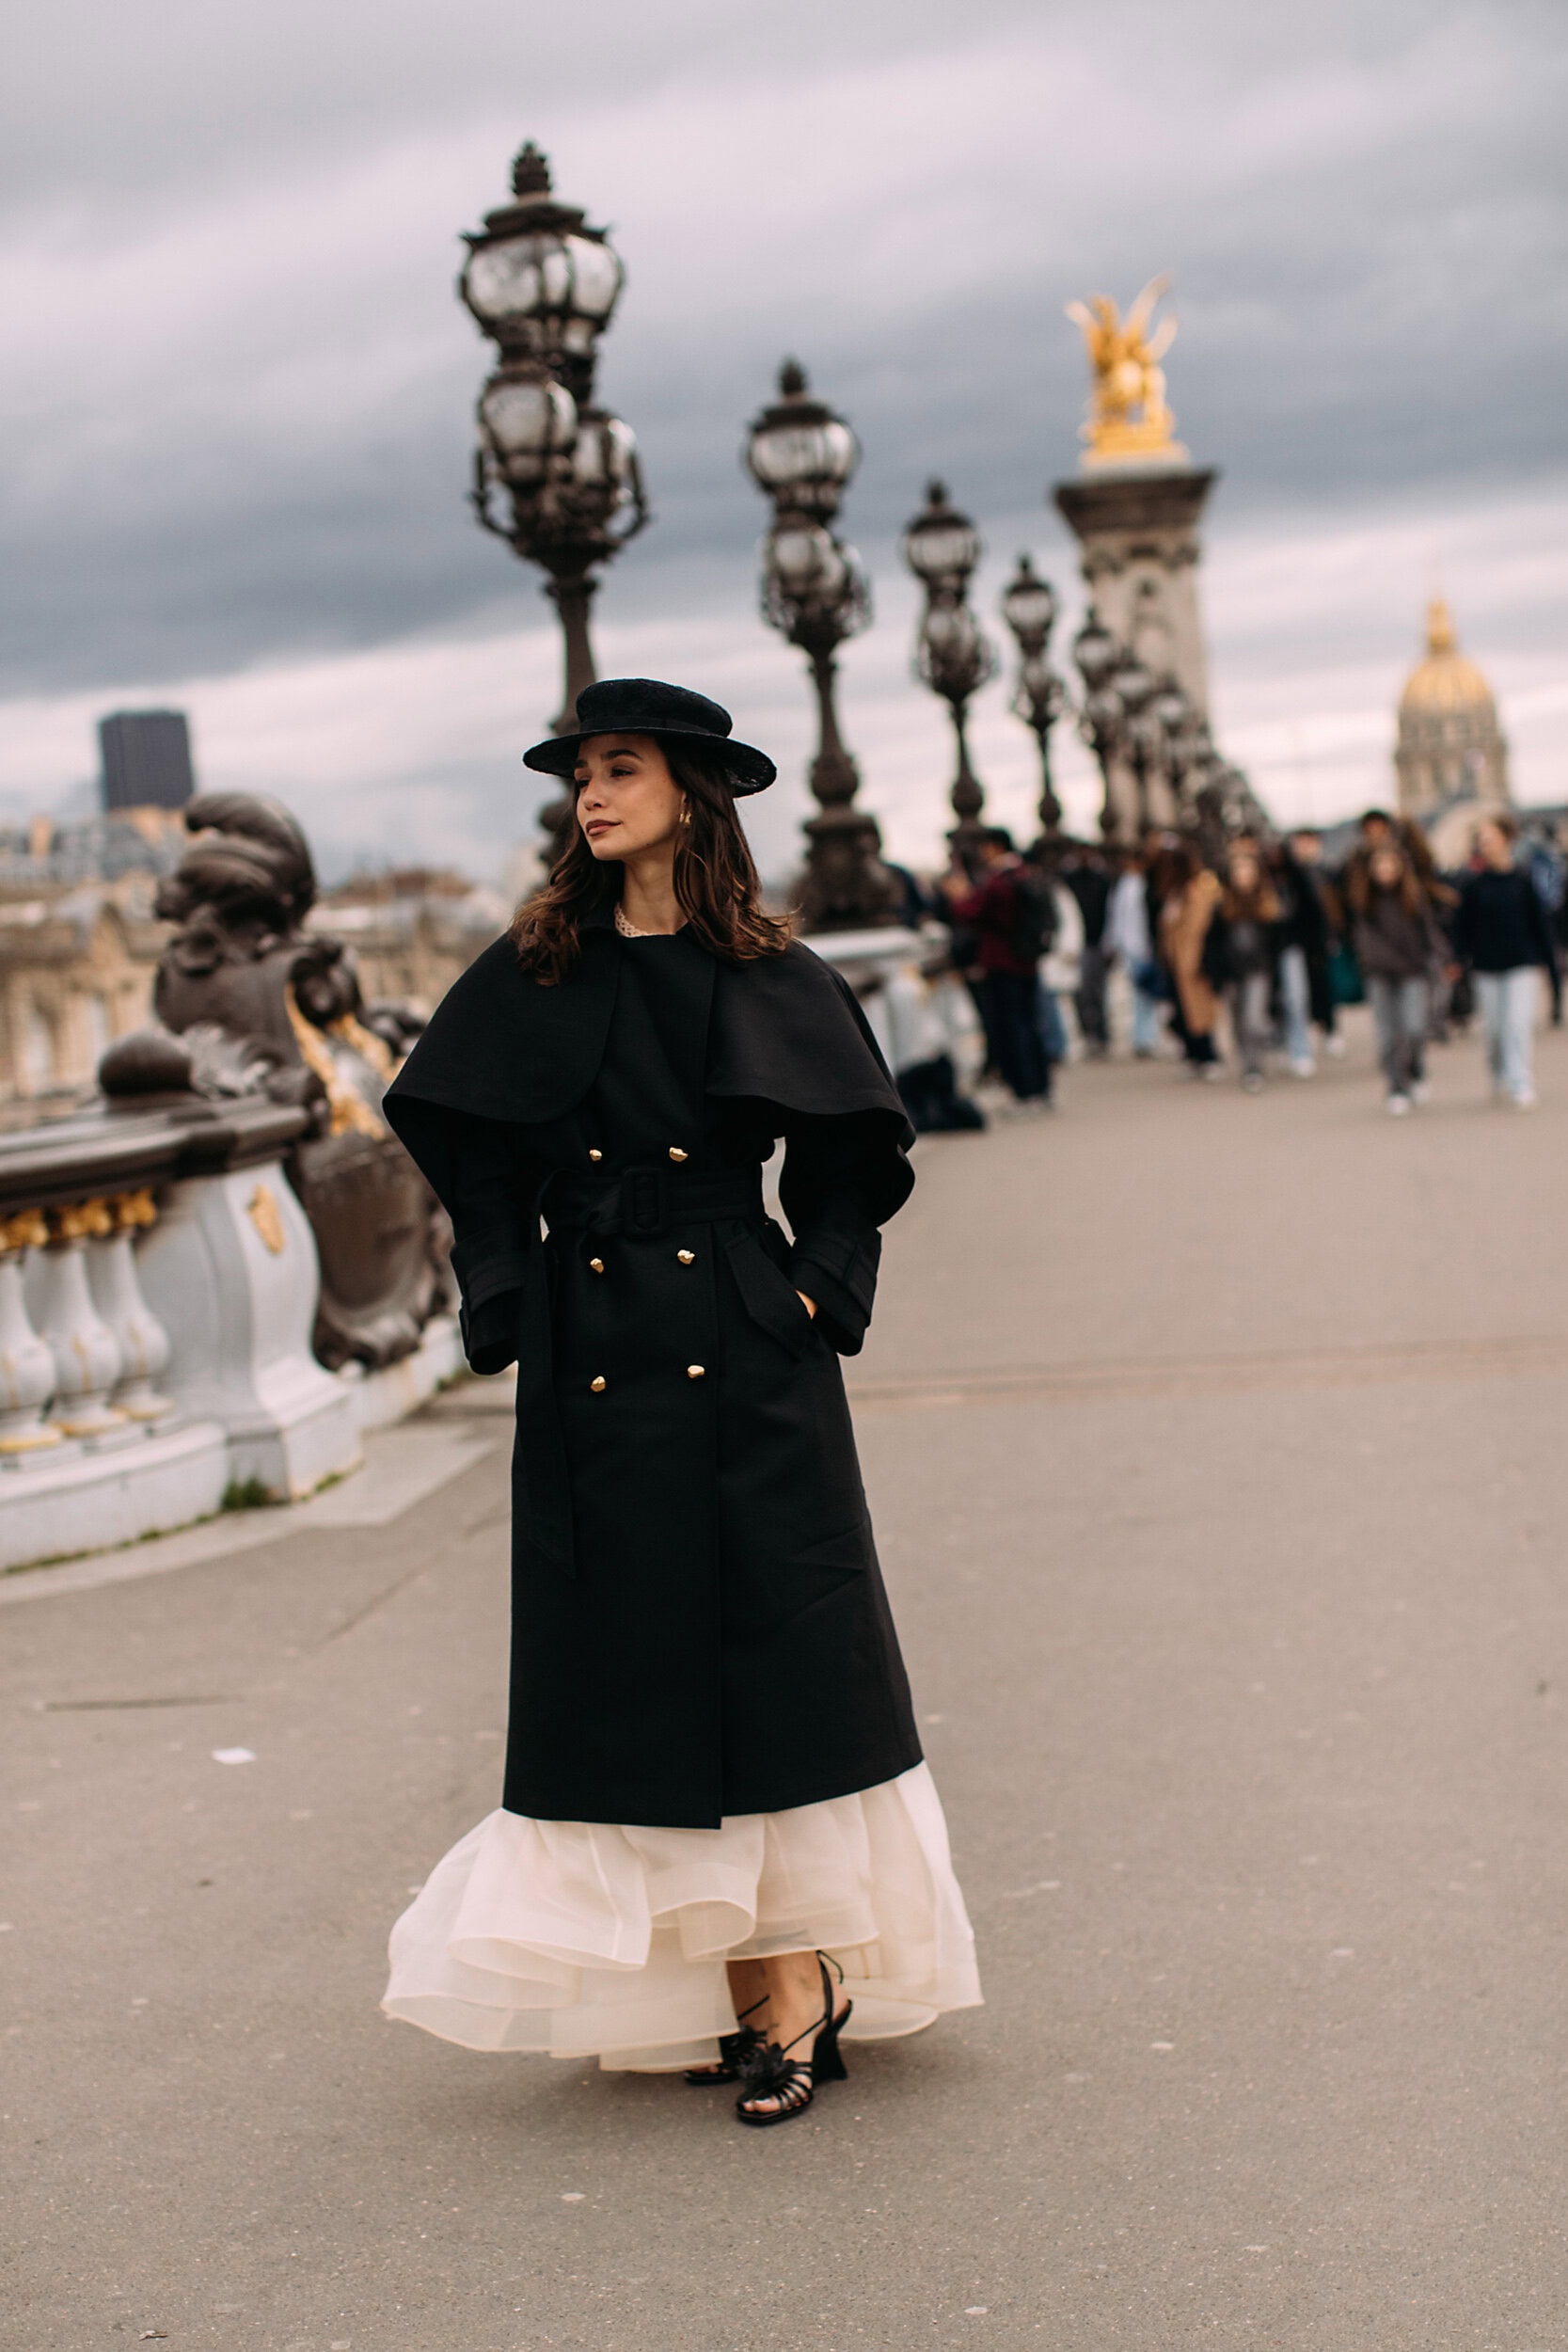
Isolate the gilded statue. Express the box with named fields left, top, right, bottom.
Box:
left=1066, top=277, right=1188, bottom=466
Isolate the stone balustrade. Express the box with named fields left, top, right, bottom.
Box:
left=0, top=1092, right=400, bottom=1572
left=802, top=925, right=927, bottom=1068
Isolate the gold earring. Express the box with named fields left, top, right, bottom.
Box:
left=679, top=802, right=692, bottom=827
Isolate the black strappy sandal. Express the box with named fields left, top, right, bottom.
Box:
left=735, top=1955, right=851, bottom=2129
left=683, top=1996, right=768, bottom=2086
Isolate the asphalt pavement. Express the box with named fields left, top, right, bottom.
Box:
left=6, top=1009, right=1568, bottom=2352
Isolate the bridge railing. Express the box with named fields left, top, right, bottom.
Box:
left=0, top=1093, right=396, bottom=1572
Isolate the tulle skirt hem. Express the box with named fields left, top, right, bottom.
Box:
left=383, top=1762, right=982, bottom=2069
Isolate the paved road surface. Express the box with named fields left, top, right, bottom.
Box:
left=6, top=1013, right=1567, bottom=2351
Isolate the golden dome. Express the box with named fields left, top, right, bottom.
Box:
left=1399, top=596, right=1496, bottom=718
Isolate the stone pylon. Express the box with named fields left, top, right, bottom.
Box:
left=1053, top=465, right=1218, bottom=838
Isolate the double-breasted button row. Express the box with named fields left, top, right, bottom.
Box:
left=589, top=1249, right=692, bottom=1271
left=590, top=1366, right=705, bottom=1391
left=590, top=1250, right=694, bottom=1270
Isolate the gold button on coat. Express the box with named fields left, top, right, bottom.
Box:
left=589, top=1257, right=605, bottom=1274
left=687, top=1363, right=705, bottom=1380
left=668, top=1147, right=689, bottom=1163
left=590, top=1375, right=607, bottom=1393
left=677, top=1248, right=695, bottom=1265
left=588, top=1148, right=603, bottom=1163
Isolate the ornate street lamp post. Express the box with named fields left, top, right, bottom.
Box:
left=1107, top=647, right=1158, bottom=834
left=460, top=141, right=649, bottom=844
left=745, top=360, right=896, bottom=930
left=999, top=555, right=1065, bottom=835
left=1149, top=674, right=1197, bottom=817
left=1071, top=605, right=1124, bottom=839
left=903, top=482, right=996, bottom=862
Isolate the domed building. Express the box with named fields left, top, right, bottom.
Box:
left=1395, top=595, right=1511, bottom=826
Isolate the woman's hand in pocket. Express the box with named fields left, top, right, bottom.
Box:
left=796, top=1292, right=817, bottom=1319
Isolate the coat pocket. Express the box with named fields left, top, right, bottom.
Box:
left=726, top=1225, right=815, bottom=1359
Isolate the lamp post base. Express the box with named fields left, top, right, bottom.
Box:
left=797, top=806, right=899, bottom=933
left=788, top=650, right=899, bottom=932
left=946, top=707, right=988, bottom=863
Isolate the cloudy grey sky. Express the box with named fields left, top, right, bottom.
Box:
left=3, top=0, right=1565, bottom=880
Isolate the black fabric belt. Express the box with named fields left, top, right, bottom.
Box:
left=545, top=1164, right=763, bottom=1241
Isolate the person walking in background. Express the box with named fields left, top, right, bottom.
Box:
left=1037, top=849, right=1084, bottom=1077
left=1347, top=834, right=1449, bottom=1115
left=1155, top=841, right=1223, bottom=1077
left=942, top=827, right=1054, bottom=1110
left=1270, top=834, right=1330, bottom=1075
left=1519, top=823, right=1566, bottom=1028
left=1344, top=806, right=1457, bottom=1044
left=1454, top=813, right=1558, bottom=1109
left=1106, top=843, right=1163, bottom=1057
left=1204, top=837, right=1281, bottom=1094
left=1547, top=822, right=1568, bottom=1025
left=885, top=943, right=987, bottom=1135
left=1343, top=807, right=1443, bottom=907
left=1285, top=829, right=1346, bottom=1058
left=1060, top=842, right=1112, bottom=1058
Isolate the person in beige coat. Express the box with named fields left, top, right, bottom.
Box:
left=1156, top=843, right=1223, bottom=1075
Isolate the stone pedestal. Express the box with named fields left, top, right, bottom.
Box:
left=1053, top=464, right=1217, bottom=836
left=338, top=1311, right=465, bottom=1437
left=133, top=1157, right=362, bottom=1502
left=0, top=1420, right=229, bottom=1574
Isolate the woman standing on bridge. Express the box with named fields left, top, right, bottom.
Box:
left=379, top=679, right=980, bottom=2125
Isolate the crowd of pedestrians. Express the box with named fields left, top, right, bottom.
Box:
left=886, top=805, right=1565, bottom=1132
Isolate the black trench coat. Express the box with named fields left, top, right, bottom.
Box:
left=385, top=907, right=923, bottom=1830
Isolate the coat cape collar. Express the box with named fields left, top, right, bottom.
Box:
left=387, top=924, right=914, bottom=1145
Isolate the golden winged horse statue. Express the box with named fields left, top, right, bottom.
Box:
left=1065, top=277, right=1188, bottom=465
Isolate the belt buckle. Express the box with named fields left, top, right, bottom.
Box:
left=622, top=1167, right=664, bottom=1236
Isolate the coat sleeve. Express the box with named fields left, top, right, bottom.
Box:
left=384, top=1096, right=540, bottom=1375
left=776, top=1109, right=902, bottom=1357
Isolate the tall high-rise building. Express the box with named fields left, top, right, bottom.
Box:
left=98, top=709, right=196, bottom=812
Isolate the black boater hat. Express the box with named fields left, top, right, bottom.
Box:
left=522, top=676, right=776, bottom=794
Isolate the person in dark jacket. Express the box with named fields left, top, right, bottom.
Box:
left=941, top=827, right=1053, bottom=1106
left=1058, top=843, right=1113, bottom=1057
left=1347, top=836, right=1449, bottom=1113
left=1203, top=838, right=1280, bottom=1092
left=1454, top=812, right=1558, bottom=1108
left=1269, top=834, right=1331, bottom=1073
left=380, top=679, right=980, bottom=2122
left=1285, top=829, right=1345, bottom=1056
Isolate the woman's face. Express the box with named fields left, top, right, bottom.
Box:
left=574, top=734, right=685, bottom=862
left=1475, top=819, right=1512, bottom=870
left=1228, top=851, right=1260, bottom=894
left=1370, top=847, right=1404, bottom=890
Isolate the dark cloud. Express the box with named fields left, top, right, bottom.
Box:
left=2, top=0, right=1564, bottom=841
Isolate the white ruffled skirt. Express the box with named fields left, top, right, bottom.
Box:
left=383, top=1762, right=982, bottom=2069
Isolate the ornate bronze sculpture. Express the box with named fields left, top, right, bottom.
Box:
left=101, top=794, right=452, bottom=1371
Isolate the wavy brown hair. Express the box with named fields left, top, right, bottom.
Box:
left=1345, top=839, right=1427, bottom=920
left=510, top=743, right=793, bottom=984
left=1219, top=839, right=1280, bottom=925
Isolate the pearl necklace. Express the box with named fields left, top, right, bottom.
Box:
left=614, top=904, right=684, bottom=939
